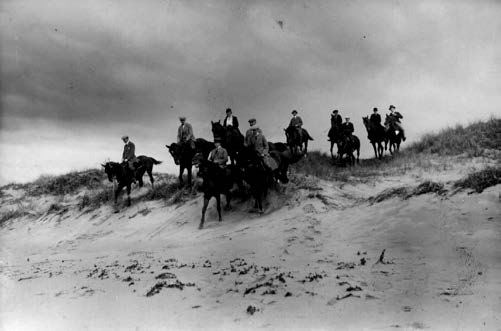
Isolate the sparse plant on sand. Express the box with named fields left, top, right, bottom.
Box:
left=453, top=167, right=501, bottom=193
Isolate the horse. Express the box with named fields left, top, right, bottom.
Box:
left=166, top=141, right=196, bottom=187
left=284, top=126, right=313, bottom=155
left=236, top=146, right=272, bottom=214
left=327, top=125, right=343, bottom=160
left=102, top=162, right=134, bottom=209
left=134, top=155, right=162, bottom=187
left=362, top=117, right=386, bottom=159
left=268, top=141, right=302, bottom=183
left=337, top=135, right=360, bottom=166
left=384, top=115, right=403, bottom=154
left=167, top=138, right=215, bottom=187
left=197, top=159, right=237, bottom=229
left=211, top=121, right=244, bottom=165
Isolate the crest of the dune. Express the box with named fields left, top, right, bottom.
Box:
left=1, top=118, right=500, bottom=330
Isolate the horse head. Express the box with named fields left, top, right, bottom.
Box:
left=102, top=162, right=116, bottom=182
left=166, top=143, right=181, bottom=165
left=211, top=121, right=225, bottom=138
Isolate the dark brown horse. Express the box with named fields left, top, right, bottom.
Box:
left=166, top=138, right=215, bottom=187
left=384, top=115, right=403, bottom=154
left=337, top=135, right=360, bottom=166
left=362, top=116, right=386, bottom=159
left=102, top=156, right=162, bottom=210
left=102, top=162, right=133, bottom=209
left=328, top=124, right=343, bottom=160
left=236, top=146, right=273, bottom=214
left=211, top=121, right=244, bottom=165
left=134, top=155, right=162, bottom=187
left=284, top=127, right=313, bottom=155
left=197, top=159, right=238, bottom=229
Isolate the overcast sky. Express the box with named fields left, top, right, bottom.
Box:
left=1, top=0, right=500, bottom=184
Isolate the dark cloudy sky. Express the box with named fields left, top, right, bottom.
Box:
left=1, top=0, right=500, bottom=184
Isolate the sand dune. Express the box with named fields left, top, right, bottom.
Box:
left=1, top=155, right=500, bottom=330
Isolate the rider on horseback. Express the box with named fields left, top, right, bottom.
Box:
left=208, top=138, right=229, bottom=168
left=328, top=109, right=342, bottom=141
left=288, top=110, right=303, bottom=141
left=208, top=138, right=229, bottom=178
left=121, top=135, right=137, bottom=183
left=369, top=107, right=385, bottom=138
left=342, top=117, right=355, bottom=144
left=245, top=119, right=278, bottom=172
left=223, top=108, right=240, bottom=134
left=386, top=105, right=406, bottom=141
left=177, top=116, right=196, bottom=149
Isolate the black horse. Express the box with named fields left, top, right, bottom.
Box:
left=337, top=135, right=360, bottom=166
left=328, top=125, right=343, bottom=160
left=384, top=115, right=403, bottom=154
left=284, top=126, right=313, bottom=155
left=166, top=138, right=215, bottom=187
left=236, top=146, right=272, bottom=214
left=268, top=141, right=303, bottom=184
left=102, top=162, right=134, bottom=208
left=197, top=159, right=237, bottom=229
left=362, top=116, right=386, bottom=159
left=102, top=156, right=162, bottom=209
left=134, top=155, right=162, bottom=187
left=211, top=121, right=244, bottom=165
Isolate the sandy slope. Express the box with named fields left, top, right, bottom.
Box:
left=1, top=161, right=500, bottom=330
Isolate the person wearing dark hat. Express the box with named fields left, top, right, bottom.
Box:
left=387, top=105, right=406, bottom=141
left=288, top=110, right=303, bottom=128
left=370, top=107, right=382, bottom=126
left=121, top=135, right=137, bottom=182
left=342, top=117, right=355, bottom=146
left=288, top=109, right=304, bottom=142
left=328, top=109, right=343, bottom=141
left=177, top=116, right=196, bottom=149
left=208, top=138, right=228, bottom=168
left=223, top=108, right=239, bottom=130
left=330, top=109, right=342, bottom=129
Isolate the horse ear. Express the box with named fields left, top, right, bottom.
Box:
left=101, top=163, right=106, bottom=168
left=283, top=128, right=286, bottom=131
left=165, top=144, right=171, bottom=148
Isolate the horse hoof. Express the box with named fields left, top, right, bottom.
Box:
left=218, top=218, right=222, bottom=222
left=198, top=224, right=204, bottom=230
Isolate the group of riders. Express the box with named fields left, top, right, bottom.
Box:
left=329, top=104, right=406, bottom=146
left=120, top=104, right=406, bottom=179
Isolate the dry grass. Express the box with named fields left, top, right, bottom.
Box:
left=453, top=167, right=501, bottom=193
left=24, top=169, right=106, bottom=196
left=406, top=117, right=500, bottom=157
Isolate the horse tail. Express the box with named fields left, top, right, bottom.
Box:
left=303, top=129, right=314, bottom=140
left=151, top=158, right=162, bottom=165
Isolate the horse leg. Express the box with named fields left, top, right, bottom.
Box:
left=372, top=142, right=377, bottom=159
left=147, top=168, right=154, bottom=188
left=330, top=141, right=334, bottom=160
left=178, top=166, right=184, bottom=188
left=187, top=165, right=192, bottom=187
left=224, top=191, right=231, bottom=211
left=215, top=194, right=222, bottom=222
left=304, top=139, right=308, bottom=155
left=126, top=184, right=131, bottom=207
left=113, top=184, right=122, bottom=212
left=257, top=191, right=264, bottom=214
left=199, top=196, right=210, bottom=229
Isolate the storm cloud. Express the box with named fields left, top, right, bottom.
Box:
left=1, top=0, right=500, bottom=183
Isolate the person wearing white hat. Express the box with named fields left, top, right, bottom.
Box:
left=121, top=135, right=137, bottom=182
left=177, top=116, right=196, bottom=149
